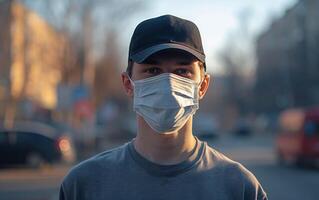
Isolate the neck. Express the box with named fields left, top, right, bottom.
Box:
left=133, top=115, right=197, bottom=165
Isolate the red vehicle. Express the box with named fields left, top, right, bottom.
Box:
left=276, top=107, right=319, bottom=166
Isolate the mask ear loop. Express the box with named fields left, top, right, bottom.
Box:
left=127, top=74, right=135, bottom=87
left=197, top=73, right=208, bottom=98
left=198, top=73, right=207, bottom=88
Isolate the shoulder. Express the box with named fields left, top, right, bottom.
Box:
left=203, top=143, right=268, bottom=199
left=59, top=143, right=130, bottom=199
left=201, top=142, right=241, bottom=169
left=223, top=161, right=268, bottom=200
left=61, top=143, right=129, bottom=187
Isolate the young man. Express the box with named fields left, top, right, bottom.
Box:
left=59, top=15, right=268, bottom=200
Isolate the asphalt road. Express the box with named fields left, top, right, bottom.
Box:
left=0, top=165, right=69, bottom=200
left=0, top=134, right=318, bottom=200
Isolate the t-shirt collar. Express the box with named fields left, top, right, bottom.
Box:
left=128, top=137, right=205, bottom=177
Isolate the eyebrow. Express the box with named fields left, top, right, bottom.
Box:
left=142, top=58, right=160, bottom=65
left=177, top=60, right=194, bottom=65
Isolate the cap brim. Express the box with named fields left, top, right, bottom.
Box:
left=130, top=43, right=205, bottom=63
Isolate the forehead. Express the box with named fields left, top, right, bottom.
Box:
left=142, top=49, right=198, bottom=64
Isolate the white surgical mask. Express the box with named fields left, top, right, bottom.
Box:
left=130, top=73, right=201, bottom=134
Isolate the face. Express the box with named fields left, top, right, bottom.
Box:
left=121, top=50, right=211, bottom=99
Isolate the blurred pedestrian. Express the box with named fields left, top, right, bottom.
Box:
left=59, top=14, right=267, bottom=200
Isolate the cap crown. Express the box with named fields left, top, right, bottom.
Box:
left=129, top=15, right=205, bottom=63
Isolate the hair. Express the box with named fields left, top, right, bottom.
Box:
left=126, top=60, right=134, bottom=77
left=126, top=60, right=206, bottom=78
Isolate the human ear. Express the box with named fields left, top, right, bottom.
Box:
left=199, top=74, right=211, bottom=99
left=121, top=72, right=134, bottom=97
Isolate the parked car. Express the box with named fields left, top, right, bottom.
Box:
left=233, top=118, right=252, bottom=137
left=193, top=113, right=219, bottom=139
left=0, top=121, right=76, bottom=168
left=276, top=107, right=319, bottom=167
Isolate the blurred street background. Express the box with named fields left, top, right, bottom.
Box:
left=1, top=135, right=319, bottom=200
left=1, top=0, right=319, bottom=199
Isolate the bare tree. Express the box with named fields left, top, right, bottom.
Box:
left=218, top=8, right=255, bottom=117
left=24, top=0, right=146, bottom=85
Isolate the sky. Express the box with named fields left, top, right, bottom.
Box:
left=121, top=0, right=298, bottom=74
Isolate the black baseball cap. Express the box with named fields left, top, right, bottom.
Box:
left=128, top=15, right=206, bottom=69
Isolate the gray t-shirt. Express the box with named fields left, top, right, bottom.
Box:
left=60, top=139, right=267, bottom=200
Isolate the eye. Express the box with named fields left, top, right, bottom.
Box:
left=144, top=67, right=162, bottom=75
left=174, top=68, right=192, bottom=78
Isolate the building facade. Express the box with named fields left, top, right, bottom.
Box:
left=0, top=0, right=66, bottom=120
left=255, top=0, right=319, bottom=112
